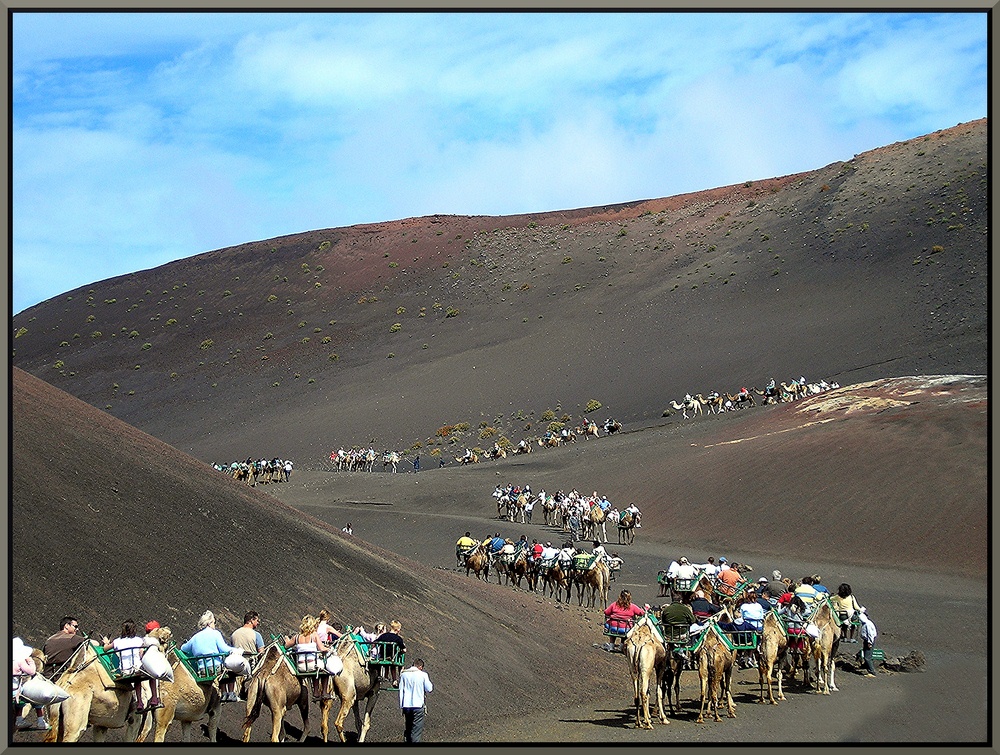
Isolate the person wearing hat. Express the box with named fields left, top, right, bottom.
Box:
left=718, top=557, right=730, bottom=573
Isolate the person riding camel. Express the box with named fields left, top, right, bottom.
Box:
left=592, top=540, right=608, bottom=563
left=625, top=502, right=642, bottom=528
left=456, top=532, right=477, bottom=564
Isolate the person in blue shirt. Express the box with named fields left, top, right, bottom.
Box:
left=182, top=610, right=239, bottom=701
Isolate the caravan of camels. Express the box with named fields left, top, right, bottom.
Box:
left=12, top=612, right=407, bottom=744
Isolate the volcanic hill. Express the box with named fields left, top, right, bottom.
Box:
left=10, top=120, right=987, bottom=467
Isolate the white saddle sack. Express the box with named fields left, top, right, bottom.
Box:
left=325, top=653, right=344, bottom=676
left=141, top=647, right=175, bottom=682
left=20, top=675, right=71, bottom=706
left=224, top=649, right=251, bottom=677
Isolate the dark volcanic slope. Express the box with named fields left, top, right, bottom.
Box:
left=11, top=367, right=622, bottom=742
left=10, top=120, right=987, bottom=467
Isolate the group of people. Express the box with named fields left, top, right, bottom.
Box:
left=492, top=484, right=642, bottom=538
left=213, top=457, right=293, bottom=485
left=613, top=556, right=881, bottom=677
left=12, top=609, right=437, bottom=741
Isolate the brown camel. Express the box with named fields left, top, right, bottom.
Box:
left=624, top=617, right=668, bottom=729
left=659, top=623, right=692, bottom=718
left=463, top=542, right=491, bottom=581
left=617, top=510, right=636, bottom=545
left=326, top=633, right=383, bottom=743
left=573, top=559, right=610, bottom=609
left=43, top=640, right=148, bottom=743
left=137, top=626, right=222, bottom=743
left=695, top=622, right=737, bottom=724
left=755, top=611, right=789, bottom=704
left=809, top=600, right=841, bottom=695
left=726, top=391, right=756, bottom=409
left=241, top=643, right=309, bottom=743
left=541, top=561, right=571, bottom=602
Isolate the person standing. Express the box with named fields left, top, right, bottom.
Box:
left=399, top=658, right=433, bottom=743
left=858, top=609, right=879, bottom=677
left=412, top=455, right=420, bottom=473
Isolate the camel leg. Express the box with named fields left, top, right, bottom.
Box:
left=153, top=704, right=174, bottom=742
left=270, top=704, right=287, bottom=742
left=296, top=687, right=310, bottom=742
left=180, top=720, right=192, bottom=743
left=829, top=657, right=838, bottom=692
left=655, top=668, right=669, bottom=724
left=334, top=692, right=355, bottom=743
left=319, top=698, right=332, bottom=742
left=358, top=696, right=377, bottom=743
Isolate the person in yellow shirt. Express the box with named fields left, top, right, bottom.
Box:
left=793, top=576, right=819, bottom=607
left=456, top=532, right=478, bottom=566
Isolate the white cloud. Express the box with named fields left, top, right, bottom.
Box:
left=11, top=11, right=988, bottom=313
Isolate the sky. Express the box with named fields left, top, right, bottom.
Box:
left=11, top=11, right=989, bottom=315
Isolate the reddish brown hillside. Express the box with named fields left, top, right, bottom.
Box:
left=10, top=120, right=987, bottom=466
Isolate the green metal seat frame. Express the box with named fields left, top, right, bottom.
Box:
left=171, top=644, right=227, bottom=683
left=94, top=644, right=150, bottom=684
left=368, top=640, right=405, bottom=667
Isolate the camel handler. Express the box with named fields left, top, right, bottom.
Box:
left=455, top=532, right=478, bottom=566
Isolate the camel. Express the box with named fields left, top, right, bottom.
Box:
left=514, top=439, right=532, bottom=454
left=326, top=633, right=383, bottom=743
left=382, top=451, right=401, bottom=473
left=505, top=548, right=531, bottom=589
left=781, top=381, right=806, bottom=401
left=669, top=397, right=703, bottom=419
left=43, top=640, right=148, bottom=743
left=579, top=421, right=600, bottom=439
left=697, top=393, right=724, bottom=414
left=507, top=493, right=528, bottom=524
left=573, top=559, right=610, bottom=608
left=726, top=391, right=756, bottom=409
left=624, top=616, right=669, bottom=730
left=752, top=386, right=782, bottom=405
left=808, top=600, right=841, bottom=695
left=457, top=451, right=479, bottom=464
left=617, top=510, right=636, bottom=545
left=241, top=642, right=309, bottom=743
left=755, top=611, right=789, bottom=705
left=542, top=496, right=558, bottom=526
left=582, top=503, right=608, bottom=543
left=695, top=622, right=737, bottom=724
left=659, top=629, right=688, bottom=718
left=540, top=561, right=571, bottom=602
left=463, top=542, right=491, bottom=581
left=137, top=626, right=222, bottom=743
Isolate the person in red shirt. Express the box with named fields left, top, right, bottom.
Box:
left=530, top=540, right=544, bottom=562
left=603, top=590, right=645, bottom=652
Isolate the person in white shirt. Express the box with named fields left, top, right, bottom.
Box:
left=858, top=610, right=879, bottom=677
left=675, top=557, right=697, bottom=581
left=701, top=557, right=719, bottom=577
left=592, top=541, right=608, bottom=563
left=540, top=542, right=559, bottom=561
left=399, top=658, right=433, bottom=743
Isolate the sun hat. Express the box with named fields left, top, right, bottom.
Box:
left=758, top=577, right=768, bottom=583
left=719, top=557, right=727, bottom=563
left=145, top=620, right=161, bottom=632
left=772, top=570, right=782, bottom=580
left=679, top=557, right=689, bottom=564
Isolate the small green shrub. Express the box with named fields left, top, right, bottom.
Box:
left=53, top=360, right=65, bottom=369
left=445, top=307, right=459, bottom=318
left=396, top=307, right=406, bottom=315
left=389, top=323, right=402, bottom=333
left=540, top=409, right=556, bottom=421
left=141, top=342, right=152, bottom=350
left=222, top=290, right=232, bottom=297
left=200, top=339, right=214, bottom=349
left=59, top=341, right=69, bottom=347
left=91, top=331, right=102, bottom=338
left=165, top=318, right=177, bottom=326
left=585, top=399, right=602, bottom=412
left=14, top=327, right=28, bottom=339
left=321, top=336, right=332, bottom=344
left=329, top=353, right=339, bottom=361
left=267, top=294, right=278, bottom=302
left=562, top=256, right=573, bottom=264
left=387, top=352, right=395, bottom=358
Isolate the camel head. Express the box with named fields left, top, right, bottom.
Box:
left=147, top=626, right=173, bottom=647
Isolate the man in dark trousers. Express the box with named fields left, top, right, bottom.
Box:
left=399, top=658, right=433, bottom=743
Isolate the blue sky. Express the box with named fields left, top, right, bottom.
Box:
left=12, top=11, right=988, bottom=314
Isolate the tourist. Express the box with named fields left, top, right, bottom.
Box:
left=375, top=621, right=407, bottom=687
left=342, top=523, right=354, bottom=535
left=12, top=637, right=49, bottom=731
left=231, top=612, right=265, bottom=654
left=184, top=610, right=239, bottom=702
left=832, top=584, right=864, bottom=643
left=42, top=616, right=87, bottom=677
left=603, top=590, right=644, bottom=653
left=285, top=614, right=330, bottom=701
left=399, top=658, right=433, bottom=743
left=104, top=619, right=161, bottom=711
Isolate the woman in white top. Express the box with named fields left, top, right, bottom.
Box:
left=104, top=619, right=160, bottom=711
left=286, top=615, right=329, bottom=700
